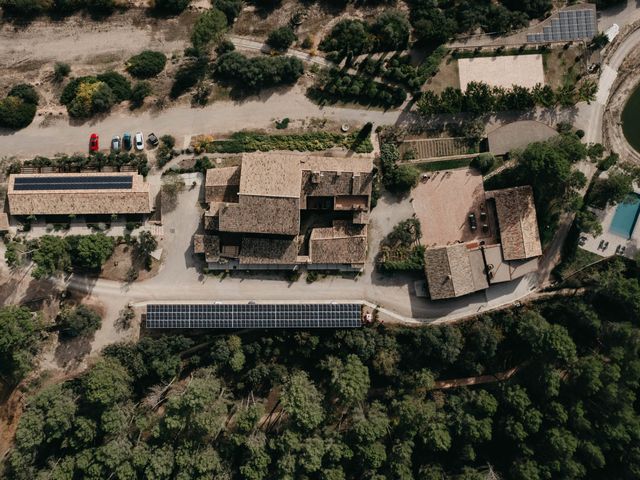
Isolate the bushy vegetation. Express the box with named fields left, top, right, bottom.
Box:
left=485, top=133, right=588, bottom=246
left=470, top=152, right=496, bottom=174
left=309, top=69, right=407, bottom=109
left=56, top=305, right=102, bottom=338
left=377, top=218, right=425, bottom=271
left=379, top=143, right=420, bottom=194
left=0, top=306, right=45, bottom=385
left=213, top=52, right=304, bottom=93
left=191, top=8, right=228, bottom=52
left=60, top=73, right=131, bottom=118
left=266, top=26, right=296, bottom=51
left=7, top=259, right=640, bottom=479
left=130, top=81, right=152, bottom=109
left=193, top=130, right=373, bottom=154
left=126, top=51, right=167, bottom=79
left=53, top=62, right=71, bottom=81
left=153, top=0, right=189, bottom=14
left=319, top=11, right=410, bottom=59
left=170, top=55, right=208, bottom=99
left=156, top=134, right=177, bottom=168
left=0, top=0, right=117, bottom=16
left=418, top=81, right=590, bottom=116
left=29, top=233, right=115, bottom=278
left=0, top=83, right=39, bottom=130
left=7, top=152, right=149, bottom=176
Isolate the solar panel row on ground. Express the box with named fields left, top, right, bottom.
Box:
left=146, top=303, right=362, bottom=329
left=13, top=175, right=133, bottom=191
left=526, top=9, right=596, bottom=43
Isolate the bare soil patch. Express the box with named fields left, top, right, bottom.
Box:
left=424, top=54, right=460, bottom=93
left=100, top=243, right=161, bottom=282
left=542, top=44, right=585, bottom=89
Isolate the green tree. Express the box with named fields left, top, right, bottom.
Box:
left=371, top=10, right=410, bottom=51
left=153, top=0, right=190, bottom=13
left=32, top=235, right=71, bottom=278
left=319, top=19, right=371, bottom=57
left=191, top=8, right=228, bottom=52
left=0, top=306, right=45, bottom=383
left=325, top=354, right=370, bottom=407
left=96, top=71, right=132, bottom=102
left=67, top=233, right=115, bottom=270
left=575, top=209, right=603, bottom=236
left=280, top=371, right=325, bottom=431
left=82, top=358, right=132, bottom=407
left=266, top=26, right=296, bottom=51
left=54, top=62, right=71, bottom=81
left=577, top=79, right=598, bottom=104
left=57, top=304, right=102, bottom=338
left=588, top=171, right=635, bottom=209
left=130, top=81, right=152, bottom=109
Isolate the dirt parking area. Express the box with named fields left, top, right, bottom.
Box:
left=411, top=167, right=497, bottom=248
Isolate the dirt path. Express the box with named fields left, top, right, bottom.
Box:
left=432, top=366, right=519, bottom=390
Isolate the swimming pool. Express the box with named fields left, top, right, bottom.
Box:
left=609, top=193, right=640, bottom=239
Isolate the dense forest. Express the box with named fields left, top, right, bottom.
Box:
left=1, top=258, right=640, bottom=479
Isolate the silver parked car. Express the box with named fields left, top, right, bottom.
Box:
left=111, top=135, right=121, bottom=152
left=134, top=131, right=144, bottom=151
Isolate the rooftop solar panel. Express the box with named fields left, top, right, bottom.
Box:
left=13, top=175, right=133, bottom=191
left=146, top=303, right=362, bottom=329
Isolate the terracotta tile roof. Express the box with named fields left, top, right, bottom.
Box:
left=424, top=244, right=488, bottom=300
left=239, top=236, right=299, bottom=264
left=0, top=212, right=8, bottom=231
left=488, top=186, right=542, bottom=260
left=193, top=234, right=220, bottom=262
left=219, top=196, right=300, bottom=235
left=7, top=173, right=150, bottom=216
left=239, top=153, right=302, bottom=198
left=205, top=167, right=241, bottom=203
left=310, top=221, right=368, bottom=265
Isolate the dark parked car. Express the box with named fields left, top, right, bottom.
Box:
left=148, top=132, right=159, bottom=147
left=123, top=132, right=132, bottom=151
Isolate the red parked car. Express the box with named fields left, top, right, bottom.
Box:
left=89, top=133, right=99, bottom=152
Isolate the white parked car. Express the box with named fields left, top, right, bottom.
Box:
left=134, top=131, right=144, bottom=151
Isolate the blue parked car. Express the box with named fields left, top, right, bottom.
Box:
left=122, top=132, right=132, bottom=151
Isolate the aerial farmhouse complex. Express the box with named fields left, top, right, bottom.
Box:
left=194, top=152, right=373, bottom=271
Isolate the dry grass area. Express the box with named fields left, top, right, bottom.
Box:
left=100, top=243, right=160, bottom=282
left=543, top=44, right=586, bottom=89
left=233, top=0, right=408, bottom=49
left=423, top=54, right=459, bottom=93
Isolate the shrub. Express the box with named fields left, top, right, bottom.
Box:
left=267, top=26, right=296, bottom=51
left=379, top=143, right=418, bottom=194
left=215, top=40, right=236, bottom=56
left=471, top=153, right=495, bottom=174
left=215, top=0, right=242, bottom=23
left=0, top=0, right=53, bottom=15
left=191, top=8, right=228, bottom=52
left=0, top=96, right=37, bottom=129
left=57, top=305, right=102, bottom=338
left=54, top=62, right=71, bottom=81
left=301, top=36, right=313, bottom=49
left=170, top=56, right=208, bottom=99
left=66, top=81, right=115, bottom=118
left=153, top=0, right=190, bottom=14
left=130, top=81, right=152, bottom=109
left=9, top=84, right=40, bottom=105
left=214, top=52, right=304, bottom=92
left=126, top=51, right=167, bottom=79
left=96, top=71, right=132, bottom=102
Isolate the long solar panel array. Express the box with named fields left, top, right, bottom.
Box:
left=146, top=303, right=362, bottom=329
left=13, top=175, right=133, bottom=191
left=526, top=9, right=596, bottom=43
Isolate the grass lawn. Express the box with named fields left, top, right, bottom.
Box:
left=415, top=158, right=472, bottom=172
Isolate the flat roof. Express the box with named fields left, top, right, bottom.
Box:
left=7, top=172, right=151, bottom=216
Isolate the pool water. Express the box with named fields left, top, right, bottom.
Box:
left=622, top=84, right=640, bottom=154
left=610, top=194, right=640, bottom=239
